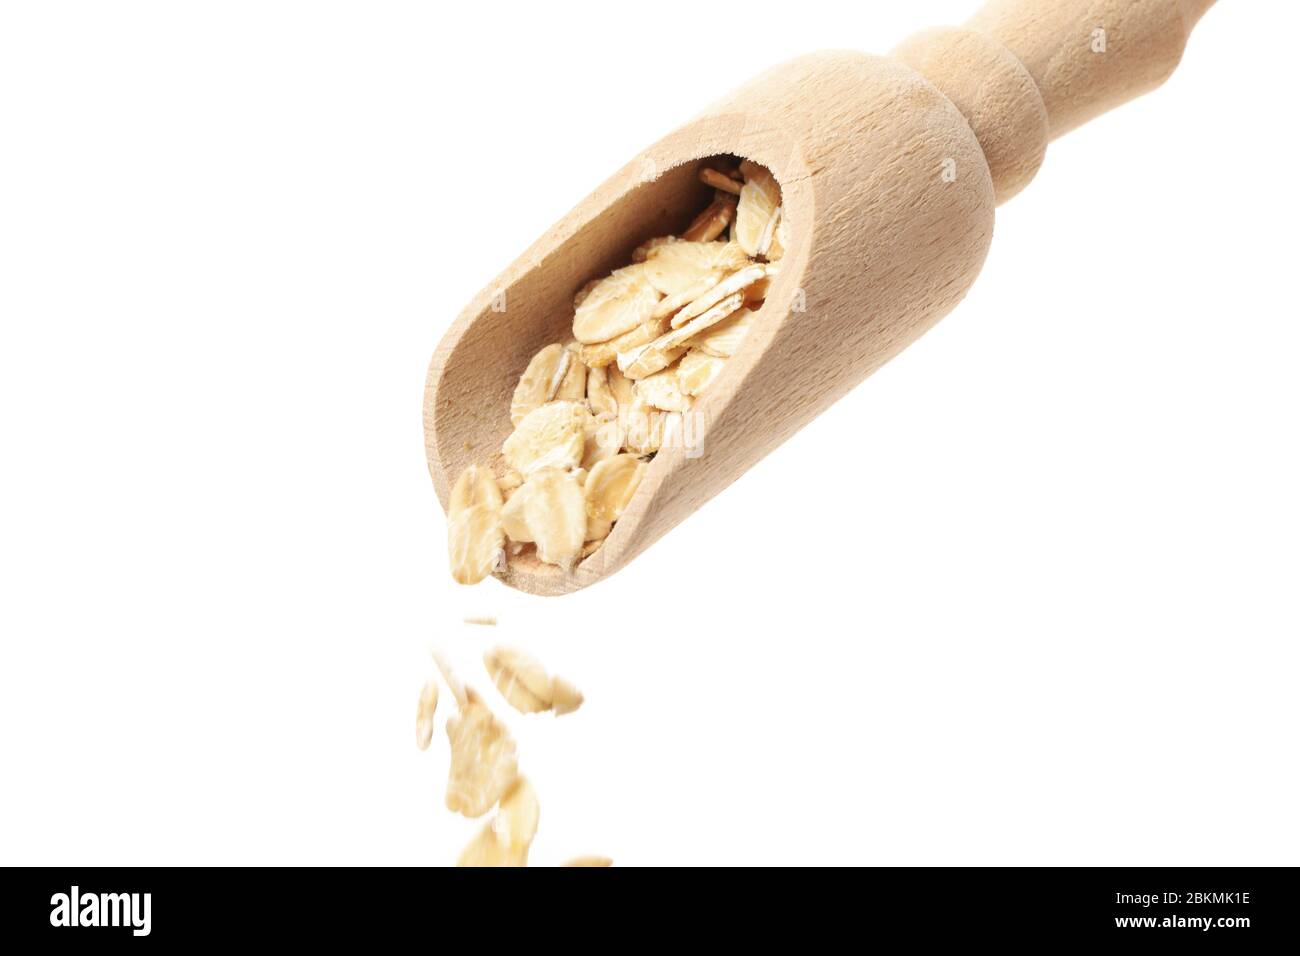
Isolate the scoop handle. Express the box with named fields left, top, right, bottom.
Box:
left=966, top=0, right=1216, bottom=138
left=893, top=0, right=1216, bottom=202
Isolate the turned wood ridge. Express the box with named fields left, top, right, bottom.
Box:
left=425, top=0, right=1218, bottom=595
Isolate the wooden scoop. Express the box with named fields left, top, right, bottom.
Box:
left=425, top=0, right=1217, bottom=595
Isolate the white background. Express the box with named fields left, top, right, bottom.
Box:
left=2, top=1, right=1296, bottom=866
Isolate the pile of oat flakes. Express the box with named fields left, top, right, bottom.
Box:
left=447, top=159, right=787, bottom=584
left=418, top=641, right=608, bottom=867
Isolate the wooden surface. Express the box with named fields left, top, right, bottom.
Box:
left=965, top=0, right=1216, bottom=138
left=425, top=1, right=1216, bottom=595
left=892, top=26, right=1048, bottom=203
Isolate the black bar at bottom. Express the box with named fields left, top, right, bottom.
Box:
left=3, top=866, right=1295, bottom=945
